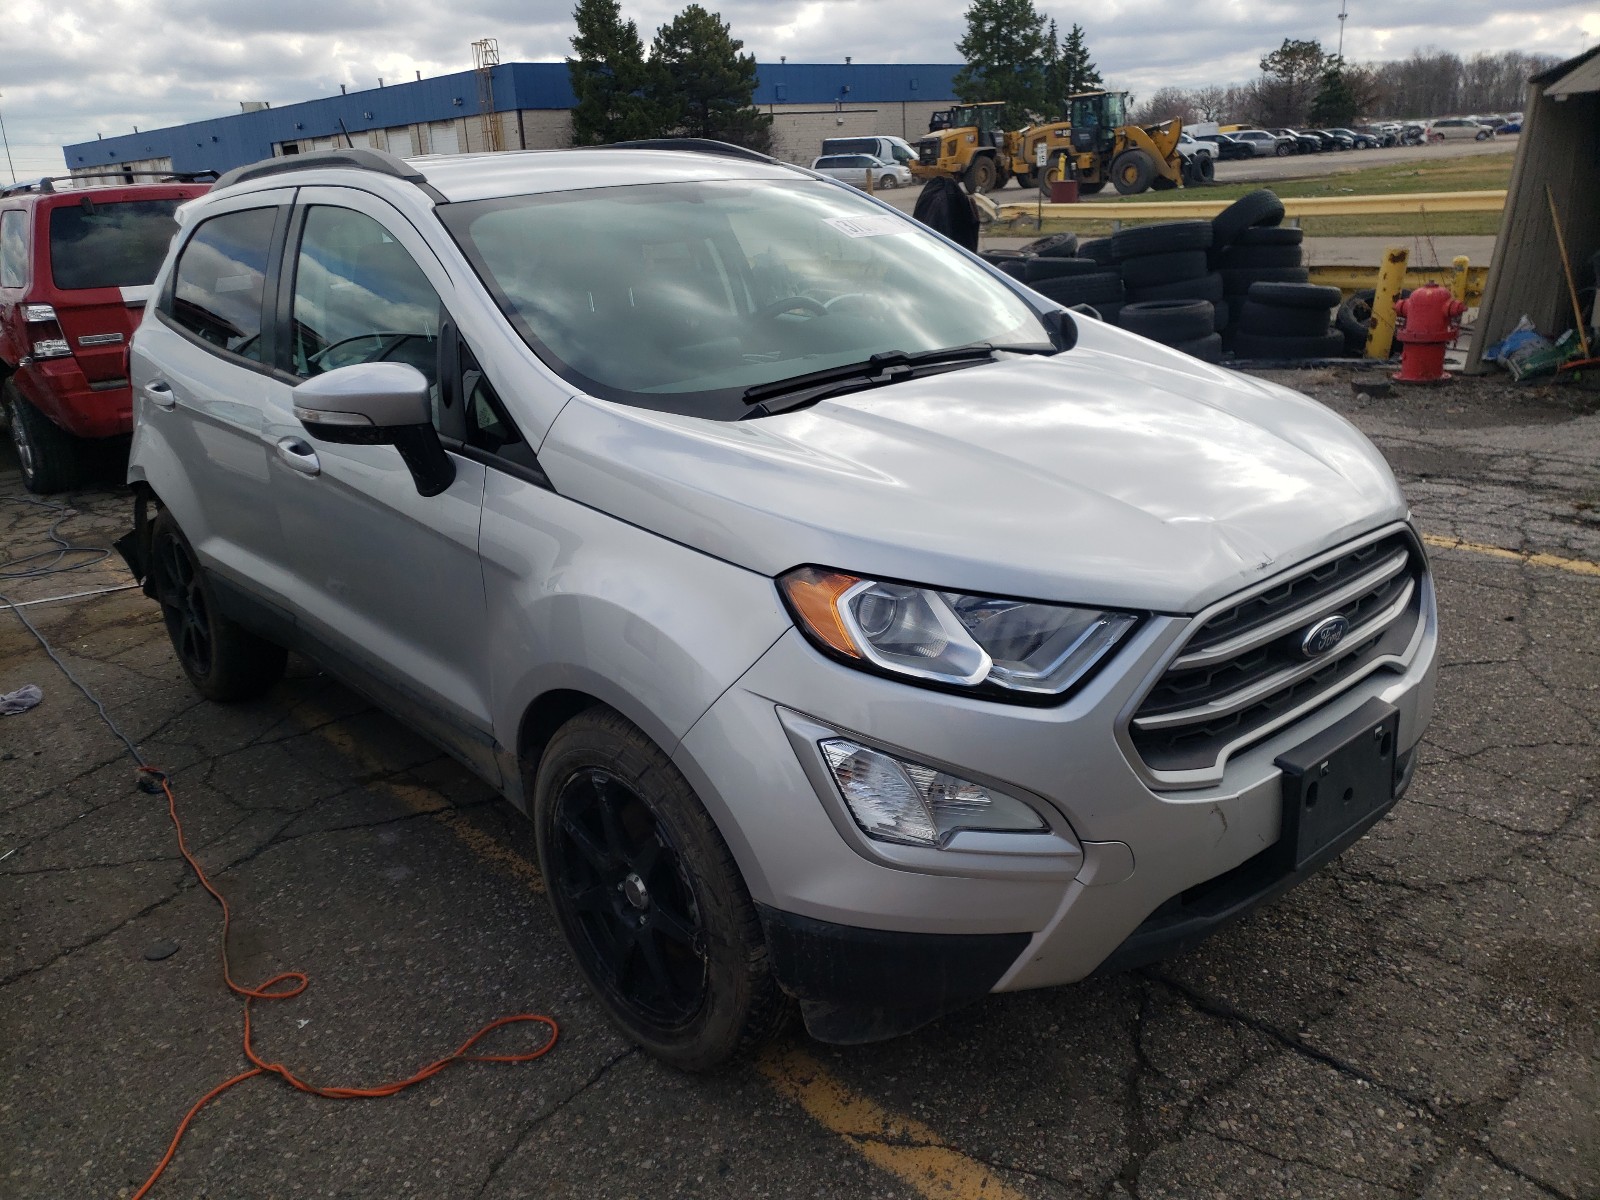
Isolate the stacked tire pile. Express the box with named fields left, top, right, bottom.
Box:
left=1105, top=220, right=1223, bottom=363
left=1209, top=189, right=1344, bottom=360
left=985, top=233, right=1126, bottom=326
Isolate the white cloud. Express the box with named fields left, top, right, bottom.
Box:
left=1, top=0, right=1591, bottom=178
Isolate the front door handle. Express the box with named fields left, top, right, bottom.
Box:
left=275, top=436, right=321, bottom=476
left=142, top=380, right=176, bottom=410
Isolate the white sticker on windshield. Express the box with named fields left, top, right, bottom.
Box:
left=825, top=215, right=906, bottom=239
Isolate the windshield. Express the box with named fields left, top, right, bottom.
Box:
left=49, top=198, right=183, bottom=290
left=440, top=179, right=1047, bottom=420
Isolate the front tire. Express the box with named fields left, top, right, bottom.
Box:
left=534, top=709, right=787, bottom=1071
left=877, top=174, right=898, bottom=189
left=4, top=379, right=89, bottom=494
left=1109, top=149, right=1155, bottom=195
left=150, top=509, right=286, bottom=701
left=964, top=155, right=997, bottom=194
left=1275, top=142, right=1292, bottom=157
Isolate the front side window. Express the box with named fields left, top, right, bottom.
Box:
left=289, top=206, right=442, bottom=389
left=441, top=179, right=1049, bottom=420
left=168, top=207, right=277, bottom=360
left=0, top=211, right=26, bottom=288
left=49, top=198, right=183, bottom=291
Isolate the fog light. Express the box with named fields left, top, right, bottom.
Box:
left=820, top=738, right=1047, bottom=847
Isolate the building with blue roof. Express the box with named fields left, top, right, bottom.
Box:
left=60, top=61, right=962, bottom=180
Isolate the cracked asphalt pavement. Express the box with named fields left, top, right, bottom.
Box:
left=2, top=366, right=1596, bottom=1200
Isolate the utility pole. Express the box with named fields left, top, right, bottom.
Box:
left=0, top=93, right=16, bottom=184
left=1337, top=0, right=1348, bottom=59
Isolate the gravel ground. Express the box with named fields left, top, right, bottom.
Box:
left=1, top=363, right=1595, bottom=1200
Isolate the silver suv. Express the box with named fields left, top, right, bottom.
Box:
left=123, top=146, right=1437, bottom=1068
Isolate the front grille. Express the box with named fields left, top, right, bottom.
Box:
left=917, top=141, right=939, bottom=166
left=1130, top=531, right=1426, bottom=777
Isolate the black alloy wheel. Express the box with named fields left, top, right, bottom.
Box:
left=548, top=767, right=710, bottom=1030
left=153, top=526, right=214, bottom=680
left=148, top=510, right=286, bottom=700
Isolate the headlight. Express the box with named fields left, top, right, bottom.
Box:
left=780, top=566, right=1138, bottom=701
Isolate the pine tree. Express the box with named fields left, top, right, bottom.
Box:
left=1308, top=62, right=1359, bottom=126
left=1257, top=38, right=1335, bottom=126
left=648, top=5, right=772, bottom=151
left=953, top=0, right=1051, bottom=129
left=1059, top=24, right=1102, bottom=98
left=1042, top=18, right=1063, bottom=109
left=567, top=0, right=657, bottom=145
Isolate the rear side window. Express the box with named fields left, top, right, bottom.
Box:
left=168, top=207, right=277, bottom=360
left=48, top=198, right=183, bottom=290
left=0, top=211, right=25, bottom=287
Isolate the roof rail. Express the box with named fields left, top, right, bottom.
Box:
left=212, top=148, right=447, bottom=203
left=0, top=170, right=218, bottom=197
left=602, top=138, right=780, bottom=165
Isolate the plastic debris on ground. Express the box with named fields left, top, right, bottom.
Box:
left=0, top=684, right=43, bottom=715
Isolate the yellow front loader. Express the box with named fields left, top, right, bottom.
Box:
left=1042, top=91, right=1185, bottom=196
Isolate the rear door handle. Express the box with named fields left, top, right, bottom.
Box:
left=142, top=380, right=176, bottom=410
left=275, top=436, right=321, bottom=476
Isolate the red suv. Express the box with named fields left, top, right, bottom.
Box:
left=1, top=174, right=212, bottom=492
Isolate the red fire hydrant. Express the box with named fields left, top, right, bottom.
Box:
left=1393, top=282, right=1467, bottom=383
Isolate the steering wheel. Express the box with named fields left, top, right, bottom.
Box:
left=754, top=296, right=829, bottom=322
left=821, top=292, right=871, bottom=313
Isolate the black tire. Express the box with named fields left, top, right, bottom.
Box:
left=1150, top=174, right=1179, bottom=191
left=4, top=380, right=90, bottom=495
left=1237, top=301, right=1333, bottom=338
left=979, top=249, right=1025, bottom=263
left=1025, top=231, right=1080, bottom=258
left=1337, top=289, right=1409, bottom=356
left=1197, top=156, right=1215, bottom=183
left=1111, top=220, right=1212, bottom=259
left=1231, top=331, right=1348, bottom=360
left=1030, top=272, right=1124, bottom=306
left=1221, top=266, right=1309, bottom=295
left=1120, top=250, right=1209, bottom=288
left=1475, top=130, right=1489, bottom=141
left=1127, top=271, right=1224, bottom=303
left=1076, top=180, right=1107, bottom=195
left=1233, top=226, right=1303, bottom=246
left=965, top=155, right=997, bottom=194
left=533, top=709, right=786, bottom=1071
left=1212, top=189, right=1286, bottom=248
left=1118, top=299, right=1215, bottom=342
left=1109, top=149, right=1156, bottom=196
left=877, top=174, right=898, bottom=190
left=149, top=509, right=287, bottom=701
left=1213, top=300, right=1230, bottom=333
left=1081, top=301, right=1123, bottom=325
left=1023, top=256, right=1111, bottom=281
left=1173, top=332, right=1224, bottom=362
left=1215, top=244, right=1303, bottom=270
left=1078, top=238, right=1118, bottom=265
left=1274, top=142, right=1292, bottom=157
left=1245, top=281, right=1342, bottom=309
left=997, top=259, right=1030, bottom=280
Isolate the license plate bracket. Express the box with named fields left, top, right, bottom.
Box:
left=1274, top=699, right=1399, bottom=871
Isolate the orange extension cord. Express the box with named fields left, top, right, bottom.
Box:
left=130, top=766, right=559, bottom=1199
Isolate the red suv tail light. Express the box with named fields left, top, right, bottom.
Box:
left=23, top=303, right=72, bottom=360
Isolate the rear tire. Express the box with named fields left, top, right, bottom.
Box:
left=534, top=709, right=788, bottom=1071
left=964, top=155, right=997, bottom=194
left=4, top=380, right=90, bottom=495
left=149, top=509, right=287, bottom=701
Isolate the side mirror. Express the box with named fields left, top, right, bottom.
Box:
left=1043, top=308, right=1079, bottom=349
left=292, top=362, right=455, bottom=497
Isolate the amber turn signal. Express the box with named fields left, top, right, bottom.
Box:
left=779, top=567, right=863, bottom=658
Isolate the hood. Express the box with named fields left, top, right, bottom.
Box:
left=538, top=326, right=1407, bottom=614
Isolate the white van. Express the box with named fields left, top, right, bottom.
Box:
left=819, top=135, right=916, bottom=168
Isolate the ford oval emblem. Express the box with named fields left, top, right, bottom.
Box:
left=1300, top=614, right=1351, bottom=658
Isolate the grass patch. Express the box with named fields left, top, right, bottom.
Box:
left=990, top=149, right=1511, bottom=239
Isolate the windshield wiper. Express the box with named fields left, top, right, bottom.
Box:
left=741, top=343, right=1055, bottom=412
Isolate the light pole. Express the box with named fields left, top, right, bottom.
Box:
left=1337, top=0, right=1349, bottom=60
left=0, top=92, right=16, bottom=184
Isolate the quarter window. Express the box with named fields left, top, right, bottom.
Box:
left=289, top=206, right=442, bottom=389
left=168, top=208, right=277, bottom=360
left=0, top=211, right=26, bottom=288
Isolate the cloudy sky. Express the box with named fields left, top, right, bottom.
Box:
left=4, top=0, right=1596, bottom=178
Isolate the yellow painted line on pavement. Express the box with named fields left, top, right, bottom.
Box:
left=758, top=1044, right=1029, bottom=1200
left=296, top=709, right=1019, bottom=1197
left=1422, top=534, right=1600, bottom=578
